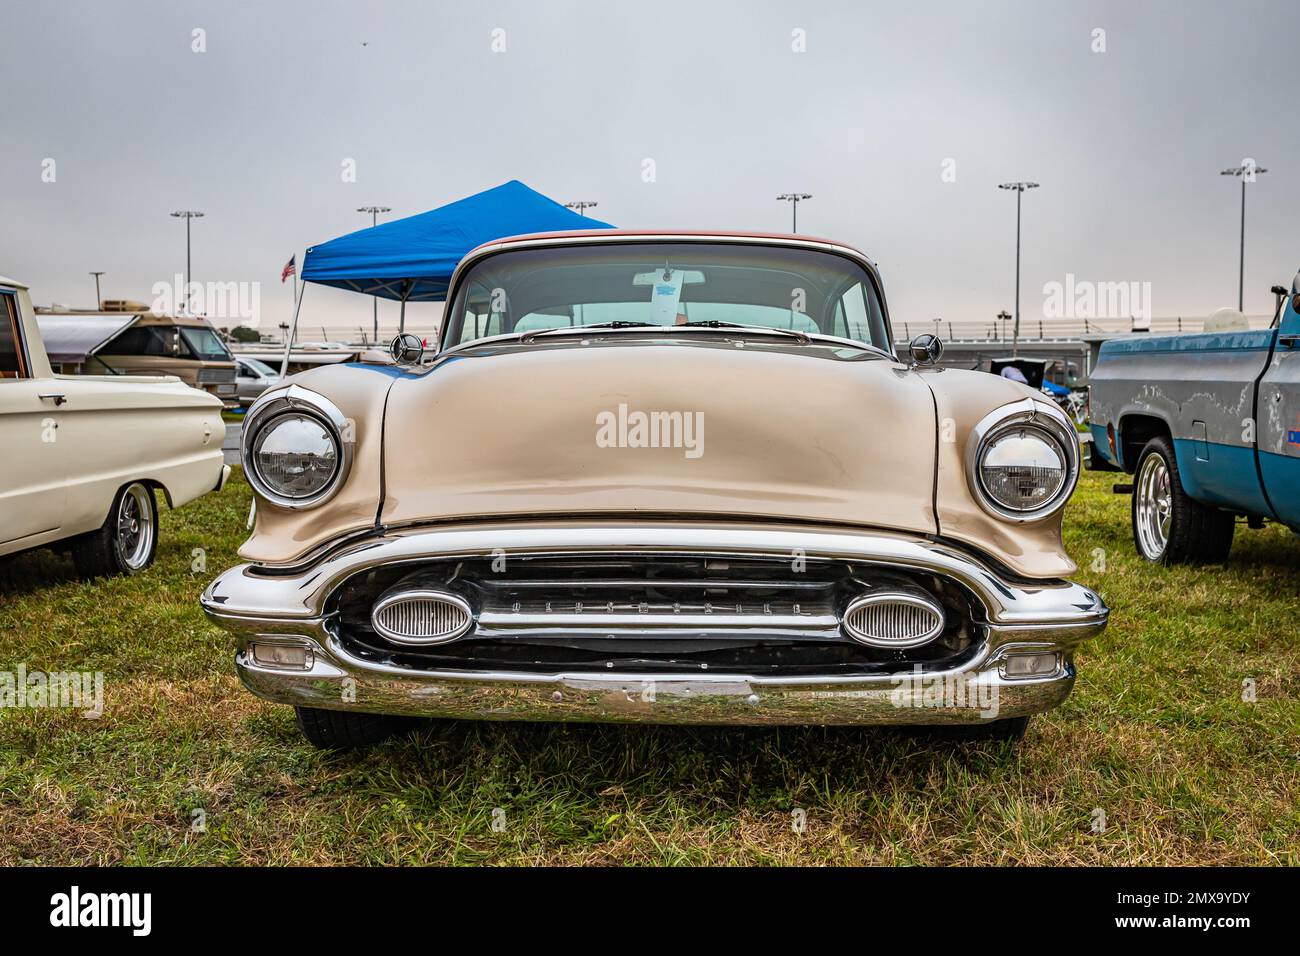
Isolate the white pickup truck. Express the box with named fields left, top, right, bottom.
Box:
left=0, top=275, right=229, bottom=575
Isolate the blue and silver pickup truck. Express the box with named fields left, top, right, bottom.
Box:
left=1089, top=272, right=1300, bottom=563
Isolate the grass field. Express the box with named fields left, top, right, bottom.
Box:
left=1, top=469, right=1297, bottom=865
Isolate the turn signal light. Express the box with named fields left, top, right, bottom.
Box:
left=250, top=642, right=314, bottom=670
left=1001, top=652, right=1058, bottom=679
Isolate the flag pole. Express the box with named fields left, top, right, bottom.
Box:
left=280, top=278, right=305, bottom=379
left=399, top=280, right=412, bottom=335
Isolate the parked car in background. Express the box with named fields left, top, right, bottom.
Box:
left=98, top=312, right=239, bottom=407
left=986, top=357, right=1088, bottom=426
left=234, top=355, right=282, bottom=406
left=203, top=231, right=1107, bottom=749
left=1, top=276, right=229, bottom=575
left=1089, top=270, right=1300, bottom=563
left=37, top=306, right=240, bottom=407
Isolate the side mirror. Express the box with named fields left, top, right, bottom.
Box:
left=389, top=333, right=424, bottom=365
left=908, top=333, right=944, bottom=367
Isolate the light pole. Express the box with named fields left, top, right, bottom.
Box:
left=997, top=182, right=1039, bottom=357
left=357, top=206, right=392, bottom=341
left=169, top=211, right=204, bottom=313
left=1220, top=162, right=1268, bottom=312
left=776, top=193, right=812, bottom=232
left=997, top=309, right=1011, bottom=343
left=89, top=271, right=104, bottom=310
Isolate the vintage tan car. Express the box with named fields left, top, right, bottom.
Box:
left=1, top=276, right=229, bottom=575
left=202, top=232, right=1108, bottom=748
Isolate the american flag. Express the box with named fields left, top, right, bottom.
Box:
left=281, top=255, right=296, bottom=283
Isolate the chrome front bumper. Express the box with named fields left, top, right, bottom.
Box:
left=201, top=522, right=1109, bottom=726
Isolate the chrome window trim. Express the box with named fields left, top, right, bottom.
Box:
left=241, top=384, right=354, bottom=510
left=965, top=398, right=1081, bottom=523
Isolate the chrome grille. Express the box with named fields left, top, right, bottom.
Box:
left=842, top=593, right=944, bottom=648
left=198, top=366, right=237, bottom=384
left=334, top=555, right=979, bottom=675
left=372, top=591, right=472, bottom=645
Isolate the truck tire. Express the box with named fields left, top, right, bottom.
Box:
left=71, top=482, right=159, bottom=577
left=295, top=706, right=413, bottom=749
left=1132, top=436, right=1234, bottom=563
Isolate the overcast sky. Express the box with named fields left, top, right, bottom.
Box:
left=2, top=0, right=1297, bottom=338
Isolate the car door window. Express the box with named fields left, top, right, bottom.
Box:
left=0, top=292, right=27, bottom=379
left=837, top=283, right=873, bottom=341
left=458, top=282, right=505, bottom=342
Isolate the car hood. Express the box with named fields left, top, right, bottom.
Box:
left=379, top=339, right=940, bottom=535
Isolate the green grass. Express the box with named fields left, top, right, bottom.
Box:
left=1, top=470, right=1296, bottom=865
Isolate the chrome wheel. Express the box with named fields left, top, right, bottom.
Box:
left=116, top=483, right=155, bottom=570
left=1135, top=452, right=1172, bottom=559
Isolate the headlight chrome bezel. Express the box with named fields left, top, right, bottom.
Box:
left=966, top=398, right=1079, bottom=523
left=241, top=384, right=354, bottom=509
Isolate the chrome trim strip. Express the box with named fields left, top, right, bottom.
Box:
left=476, top=610, right=838, bottom=631
left=437, top=323, right=896, bottom=362
left=203, top=523, right=1108, bottom=629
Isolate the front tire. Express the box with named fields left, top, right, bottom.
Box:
left=295, top=707, right=413, bottom=750
left=1131, top=436, right=1234, bottom=563
left=71, top=482, right=159, bottom=577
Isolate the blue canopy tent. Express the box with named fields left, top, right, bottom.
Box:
left=289, top=181, right=612, bottom=357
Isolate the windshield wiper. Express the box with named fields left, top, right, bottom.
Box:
left=515, top=318, right=816, bottom=347
left=678, top=319, right=810, bottom=344
left=519, top=321, right=657, bottom=343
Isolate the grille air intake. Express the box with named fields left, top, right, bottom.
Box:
left=371, top=591, right=473, bottom=645
left=842, top=592, right=944, bottom=648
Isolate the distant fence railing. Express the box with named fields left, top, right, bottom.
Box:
left=895, top=314, right=1273, bottom=343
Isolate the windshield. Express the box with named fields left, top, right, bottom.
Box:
left=180, top=326, right=233, bottom=360
left=444, top=242, right=890, bottom=350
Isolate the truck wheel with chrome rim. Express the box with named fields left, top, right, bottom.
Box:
left=1131, top=436, right=1233, bottom=564
left=71, top=482, right=159, bottom=577
left=295, top=707, right=415, bottom=750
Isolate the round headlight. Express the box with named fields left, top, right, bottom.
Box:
left=251, top=413, right=339, bottom=499
left=978, top=427, right=1068, bottom=512
left=241, top=385, right=354, bottom=509
left=967, top=399, right=1079, bottom=521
